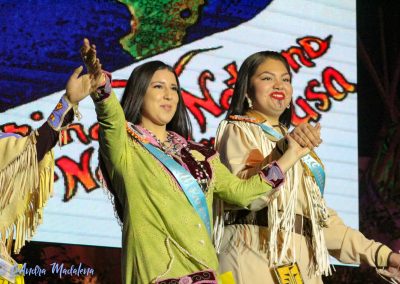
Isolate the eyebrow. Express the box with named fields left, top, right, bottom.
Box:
left=257, top=71, right=291, bottom=77
left=151, top=81, right=178, bottom=87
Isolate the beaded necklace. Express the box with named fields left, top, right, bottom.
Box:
left=144, top=128, right=211, bottom=192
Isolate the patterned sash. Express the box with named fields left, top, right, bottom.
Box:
left=129, top=125, right=212, bottom=237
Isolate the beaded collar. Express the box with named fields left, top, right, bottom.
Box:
left=128, top=124, right=212, bottom=192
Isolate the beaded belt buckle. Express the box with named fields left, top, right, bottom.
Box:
left=273, top=262, right=304, bottom=284
left=155, top=269, right=217, bottom=284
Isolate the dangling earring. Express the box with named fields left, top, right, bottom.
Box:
left=245, top=95, right=253, bottom=109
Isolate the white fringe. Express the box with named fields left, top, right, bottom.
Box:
left=0, top=133, right=54, bottom=268
left=215, top=120, right=332, bottom=276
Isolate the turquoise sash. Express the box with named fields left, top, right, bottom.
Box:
left=257, top=123, right=325, bottom=195
left=140, top=140, right=212, bottom=237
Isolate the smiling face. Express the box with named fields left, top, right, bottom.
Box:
left=140, top=69, right=179, bottom=130
left=249, top=58, right=293, bottom=124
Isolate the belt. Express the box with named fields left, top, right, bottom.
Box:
left=225, top=208, right=312, bottom=236
left=155, top=269, right=217, bottom=284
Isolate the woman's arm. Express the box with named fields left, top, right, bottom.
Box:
left=37, top=65, right=102, bottom=161
left=325, top=208, right=398, bottom=270
left=80, top=38, right=129, bottom=178
left=213, top=134, right=307, bottom=207
left=94, top=89, right=129, bottom=172
left=216, top=122, right=285, bottom=179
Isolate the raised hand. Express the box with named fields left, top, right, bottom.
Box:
left=290, top=122, right=322, bottom=149
left=81, top=38, right=99, bottom=76
left=66, top=65, right=103, bottom=104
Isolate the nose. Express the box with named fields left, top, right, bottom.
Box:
left=273, top=79, right=283, bottom=90
left=164, top=89, right=172, bottom=100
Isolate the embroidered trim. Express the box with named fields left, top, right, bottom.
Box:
left=47, top=95, right=78, bottom=132
left=375, top=244, right=385, bottom=268
left=228, top=114, right=257, bottom=123
left=153, top=235, right=212, bottom=283
left=260, top=161, right=285, bottom=188
left=155, top=269, right=217, bottom=284
left=126, top=122, right=150, bottom=143
left=92, top=71, right=112, bottom=102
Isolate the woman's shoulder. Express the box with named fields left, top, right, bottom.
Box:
left=227, top=114, right=258, bottom=124
left=217, top=116, right=258, bottom=133
left=219, top=116, right=263, bottom=138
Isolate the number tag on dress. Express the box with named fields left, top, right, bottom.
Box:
left=273, top=262, right=304, bottom=284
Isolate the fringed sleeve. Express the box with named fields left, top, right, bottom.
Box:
left=0, top=133, right=54, bottom=264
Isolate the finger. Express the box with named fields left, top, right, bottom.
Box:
left=81, top=38, right=91, bottom=55
left=291, top=132, right=313, bottom=149
left=85, top=49, right=98, bottom=72
left=302, top=124, right=321, bottom=146
left=87, top=46, right=97, bottom=63
left=314, top=123, right=323, bottom=144
left=291, top=131, right=313, bottom=149
left=71, top=66, right=84, bottom=78
left=81, top=39, right=96, bottom=67
left=83, top=38, right=91, bottom=49
left=85, top=48, right=96, bottom=61
left=93, top=59, right=102, bottom=74
left=95, top=63, right=102, bottom=74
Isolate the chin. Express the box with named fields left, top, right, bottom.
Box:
left=161, top=117, right=174, bottom=125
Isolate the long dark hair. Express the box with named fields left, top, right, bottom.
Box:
left=227, top=51, right=293, bottom=128
left=120, top=60, right=192, bottom=138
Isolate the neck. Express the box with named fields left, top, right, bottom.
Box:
left=249, top=109, right=280, bottom=125
left=139, top=121, right=168, bottom=142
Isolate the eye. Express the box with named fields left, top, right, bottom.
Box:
left=261, top=76, right=272, bottom=81
left=171, top=86, right=179, bottom=92
left=283, top=77, right=291, bottom=83
left=153, top=84, right=163, bottom=89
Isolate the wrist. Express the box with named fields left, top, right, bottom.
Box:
left=47, top=94, right=81, bottom=132
left=91, top=91, right=110, bottom=102
left=260, top=161, right=285, bottom=188
left=92, top=71, right=112, bottom=102
left=47, top=95, right=74, bottom=131
left=286, top=147, right=301, bottom=161
left=65, top=96, right=79, bottom=105
left=389, top=252, right=400, bottom=268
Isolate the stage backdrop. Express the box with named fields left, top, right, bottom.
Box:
left=0, top=0, right=357, bottom=264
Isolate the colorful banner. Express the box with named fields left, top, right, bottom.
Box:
left=0, top=0, right=358, bottom=263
